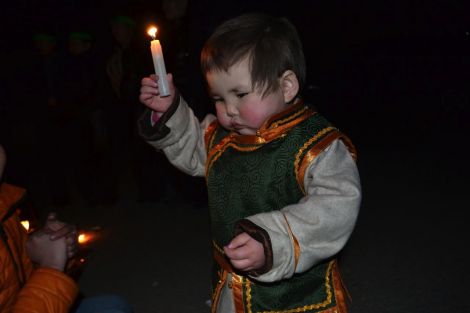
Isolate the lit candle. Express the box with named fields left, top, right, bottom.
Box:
left=147, top=27, right=170, bottom=97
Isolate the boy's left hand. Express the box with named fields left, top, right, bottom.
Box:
left=224, top=232, right=265, bottom=272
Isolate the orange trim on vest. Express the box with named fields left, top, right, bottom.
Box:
left=206, top=104, right=316, bottom=178
left=234, top=111, right=315, bottom=145
left=205, top=120, right=219, bottom=152
left=294, top=128, right=338, bottom=194
left=338, top=135, right=357, bottom=161
left=261, top=99, right=306, bottom=129
left=211, top=269, right=228, bottom=313
left=330, top=261, right=349, bottom=313
left=212, top=247, right=246, bottom=313
left=296, top=130, right=357, bottom=194
left=232, top=273, right=245, bottom=313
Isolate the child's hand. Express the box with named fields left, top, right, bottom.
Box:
left=224, top=232, right=265, bottom=272
left=27, top=229, right=68, bottom=272
left=43, top=212, right=78, bottom=259
left=139, top=73, right=176, bottom=114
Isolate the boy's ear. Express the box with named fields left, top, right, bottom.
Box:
left=280, top=70, right=299, bottom=103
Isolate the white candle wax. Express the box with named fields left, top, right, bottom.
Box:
left=150, top=39, right=170, bottom=97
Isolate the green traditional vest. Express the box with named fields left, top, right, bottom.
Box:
left=205, top=101, right=354, bottom=313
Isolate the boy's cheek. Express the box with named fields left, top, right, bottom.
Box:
left=215, top=104, right=224, bottom=118
left=215, top=109, right=230, bottom=129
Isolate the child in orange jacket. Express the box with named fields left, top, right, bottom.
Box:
left=0, top=144, right=133, bottom=313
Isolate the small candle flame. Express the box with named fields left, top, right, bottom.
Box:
left=147, top=27, right=158, bottom=40
left=78, top=233, right=90, bottom=244
left=20, top=220, right=30, bottom=232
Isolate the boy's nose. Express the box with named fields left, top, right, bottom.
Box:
left=226, top=103, right=238, bottom=117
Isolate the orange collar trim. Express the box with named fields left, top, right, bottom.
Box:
left=229, top=100, right=315, bottom=146
left=205, top=100, right=315, bottom=177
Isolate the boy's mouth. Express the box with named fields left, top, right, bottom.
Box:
left=231, top=122, right=242, bottom=130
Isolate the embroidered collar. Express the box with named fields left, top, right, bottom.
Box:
left=206, top=100, right=317, bottom=177
left=228, top=99, right=316, bottom=145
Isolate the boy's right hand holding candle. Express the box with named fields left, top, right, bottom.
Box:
left=139, top=73, right=176, bottom=120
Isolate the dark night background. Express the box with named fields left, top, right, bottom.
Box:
left=0, top=1, right=469, bottom=312
left=1, top=0, right=469, bottom=145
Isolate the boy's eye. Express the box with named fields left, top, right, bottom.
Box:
left=236, top=93, right=248, bottom=99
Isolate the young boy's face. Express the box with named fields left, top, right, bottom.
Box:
left=206, top=57, right=287, bottom=135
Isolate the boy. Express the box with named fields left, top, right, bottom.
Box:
left=139, top=13, right=361, bottom=313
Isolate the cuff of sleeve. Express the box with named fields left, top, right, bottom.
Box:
left=234, top=219, right=273, bottom=276
left=138, top=90, right=180, bottom=141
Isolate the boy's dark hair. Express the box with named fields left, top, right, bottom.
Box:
left=201, top=13, right=306, bottom=97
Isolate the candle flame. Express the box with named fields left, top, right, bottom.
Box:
left=21, top=220, right=30, bottom=232
left=78, top=233, right=91, bottom=244
left=147, top=27, right=158, bottom=39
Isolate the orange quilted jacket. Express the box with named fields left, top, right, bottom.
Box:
left=0, top=183, right=78, bottom=313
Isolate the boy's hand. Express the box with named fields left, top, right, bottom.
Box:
left=224, top=232, right=265, bottom=272
left=27, top=229, right=68, bottom=272
left=139, top=73, right=176, bottom=114
left=43, top=212, right=78, bottom=259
